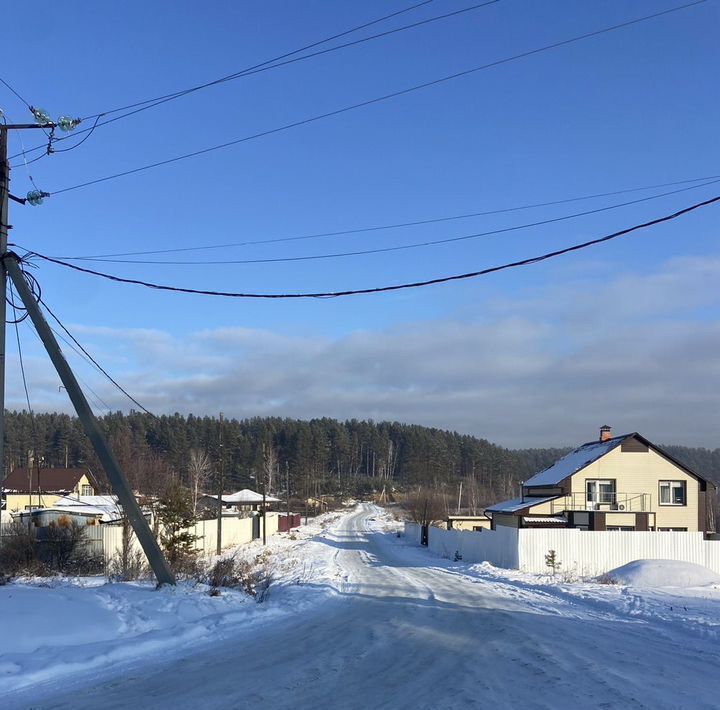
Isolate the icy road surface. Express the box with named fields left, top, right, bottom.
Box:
left=5, top=503, right=720, bottom=709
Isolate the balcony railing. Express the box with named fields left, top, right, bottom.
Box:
left=550, top=492, right=650, bottom=514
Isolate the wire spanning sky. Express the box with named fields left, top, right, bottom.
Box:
left=2, top=0, right=719, bottom=447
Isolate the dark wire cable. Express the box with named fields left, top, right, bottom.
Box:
left=44, top=173, right=720, bottom=260
left=7, top=0, right=448, bottom=160
left=9, top=288, right=35, bottom=415
left=82, top=0, right=439, bottom=120
left=50, top=116, right=102, bottom=154
left=39, top=298, right=155, bottom=416
left=48, top=1, right=706, bottom=197
left=0, top=76, right=32, bottom=109
left=75, top=1, right=495, bottom=127
left=23, top=193, right=720, bottom=299
left=23, top=320, right=115, bottom=414
left=46, top=178, right=720, bottom=266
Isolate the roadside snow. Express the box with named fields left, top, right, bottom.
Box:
left=3, top=504, right=720, bottom=710
left=603, top=559, right=720, bottom=588
left=0, top=510, right=350, bottom=693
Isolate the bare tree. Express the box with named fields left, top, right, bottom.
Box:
left=188, top=449, right=212, bottom=515
left=262, top=442, right=278, bottom=494
left=403, top=487, right=447, bottom=526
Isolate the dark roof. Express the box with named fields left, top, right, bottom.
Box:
left=524, top=434, right=629, bottom=487
left=524, top=432, right=714, bottom=489
left=1, top=468, right=96, bottom=493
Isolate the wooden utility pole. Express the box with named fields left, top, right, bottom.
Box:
left=216, top=411, right=224, bottom=555
left=1, top=123, right=47, bottom=520
left=0, top=122, right=175, bottom=585
left=6, top=256, right=175, bottom=585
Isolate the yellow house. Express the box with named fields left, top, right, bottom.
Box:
left=446, top=515, right=492, bottom=532
left=486, top=427, right=716, bottom=533
left=1, top=468, right=98, bottom=513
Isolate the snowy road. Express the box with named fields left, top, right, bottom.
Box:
left=7, top=504, right=720, bottom=709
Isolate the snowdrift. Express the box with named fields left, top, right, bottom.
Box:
left=604, top=559, right=720, bottom=588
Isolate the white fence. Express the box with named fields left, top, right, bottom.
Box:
left=405, top=522, right=720, bottom=577
left=517, top=528, right=720, bottom=577
left=404, top=522, right=519, bottom=569
left=102, top=512, right=280, bottom=563
left=1, top=513, right=282, bottom=566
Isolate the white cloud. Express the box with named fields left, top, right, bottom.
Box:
left=7, top=257, right=720, bottom=448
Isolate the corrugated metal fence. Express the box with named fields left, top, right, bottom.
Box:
left=405, top=522, right=720, bottom=577
left=1, top=513, right=283, bottom=566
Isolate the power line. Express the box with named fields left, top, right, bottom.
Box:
left=8, top=287, right=35, bottom=415
left=21, top=193, right=720, bottom=299
left=0, top=76, right=31, bottom=110
left=8, top=0, right=464, bottom=161
left=82, top=0, right=440, bottom=120
left=77, top=1, right=496, bottom=125
left=22, top=318, right=115, bottom=413
left=39, top=298, right=155, bottom=416
left=44, top=179, right=720, bottom=266
left=46, top=173, right=720, bottom=260
left=48, top=1, right=706, bottom=197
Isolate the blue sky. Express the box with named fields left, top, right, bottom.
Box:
left=2, top=0, right=719, bottom=447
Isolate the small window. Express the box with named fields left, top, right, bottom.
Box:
left=659, top=481, right=686, bottom=506
left=81, top=485, right=93, bottom=496
left=607, top=526, right=635, bottom=531
left=658, top=527, right=688, bottom=532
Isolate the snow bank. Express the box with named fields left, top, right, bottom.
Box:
left=0, top=506, right=367, bottom=695
left=604, top=559, right=720, bottom=588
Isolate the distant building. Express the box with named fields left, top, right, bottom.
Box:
left=446, top=515, right=491, bottom=532
left=1, top=468, right=99, bottom=513
left=486, top=427, right=716, bottom=533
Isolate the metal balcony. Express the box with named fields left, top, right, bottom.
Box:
left=551, top=492, right=650, bottom=514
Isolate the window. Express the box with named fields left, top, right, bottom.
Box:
left=659, top=481, right=686, bottom=506
left=607, top=526, right=635, bottom=531
left=81, top=484, right=93, bottom=496
left=658, top=527, right=688, bottom=532
left=586, top=480, right=616, bottom=507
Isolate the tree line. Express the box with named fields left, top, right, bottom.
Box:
left=3, top=410, right=719, bottom=505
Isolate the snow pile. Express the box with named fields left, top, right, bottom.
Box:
left=0, top=507, right=361, bottom=695
left=604, top=559, right=720, bottom=588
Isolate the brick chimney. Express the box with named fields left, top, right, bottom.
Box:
left=599, top=425, right=612, bottom=442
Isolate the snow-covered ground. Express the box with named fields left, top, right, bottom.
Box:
left=2, top=504, right=720, bottom=709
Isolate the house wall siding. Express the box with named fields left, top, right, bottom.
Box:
left=3, top=473, right=95, bottom=513
left=568, top=446, right=701, bottom=531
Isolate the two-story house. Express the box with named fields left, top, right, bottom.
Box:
left=1, top=468, right=99, bottom=513
left=486, top=427, right=716, bottom=533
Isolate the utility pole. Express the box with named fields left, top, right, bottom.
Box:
left=0, top=125, right=12, bottom=500
left=2, top=122, right=50, bottom=524
left=286, top=459, right=290, bottom=531
left=262, top=474, right=266, bottom=546
left=6, top=256, right=175, bottom=585
left=216, top=411, right=224, bottom=555
left=0, top=121, right=175, bottom=585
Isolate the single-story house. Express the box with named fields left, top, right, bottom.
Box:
left=486, top=426, right=716, bottom=533
left=446, top=515, right=492, bottom=531
left=50, top=495, right=123, bottom=523
left=199, top=488, right=281, bottom=514
left=1, top=468, right=99, bottom=513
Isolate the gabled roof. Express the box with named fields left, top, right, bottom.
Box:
left=523, top=435, right=628, bottom=487
left=485, top=495, right=560, bottom=514
left=523, top=432, right=715, bottom=489
left=1, top=468, right=97, bottom=494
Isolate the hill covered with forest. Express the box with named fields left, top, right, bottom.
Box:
left=3, top=411, right=718, bottom=505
